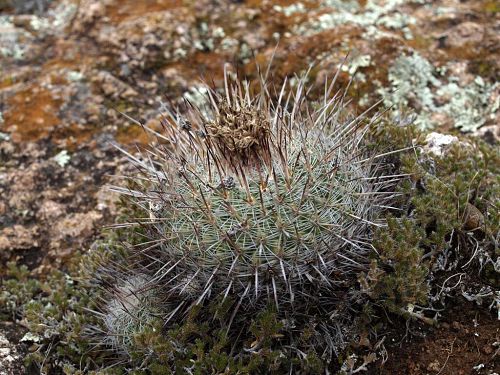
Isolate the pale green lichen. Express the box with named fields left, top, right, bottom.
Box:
left=273, top=2, right=306, bottom=17
left=29, top=1, right=77, bottom=34
left=183, top=85, right=210, bottom=110
left=66, top=70, right=84, bottom=82
left=212, top=26, right=225, bottom=38
left=0, top=17, right=31, bottom=60
left=0, top=1, right=76, bottom=60
left=238, top=42, right=252, bottom=63
left=436, top=76, right=499, bottom=132
left=294, top=0, right=416, bottom=40
left=377, top=52, right=440, bottom=128
left=378, top=52, right=499, bottom=131
left=220, top=36, right=238, bottom=51
left=53, top=150, right=71, bottom=167
left=194, top=23, right=226, bottom=52
left=173, top=47, right=188, bottom=58
left=342, top=54, right=371, bottom=81
left=28, top=15, right=49, bottom=31
left=20, top=332, right=41, bottom=344
left=432, top=6, right=458, bottom=16
left=321, top=0, right=359, bottom=12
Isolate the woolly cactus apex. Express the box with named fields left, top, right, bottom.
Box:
left=107, top=65, right=407, bottom=356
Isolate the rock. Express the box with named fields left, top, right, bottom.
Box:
left=93, top=8, right=196, bottom=71
left=94, top=70, right=138, bottom=99
left=440, top=22, right=485, bottom=49
left=37, top=200, right=65, bottom=221
left=95, top=185, right=119, bottom=213
left=422, top=132, right=459, bottom=157
left=482, top=344, right=493, bottom=355
left=462, top=203, right=485, bottom=231
left=0, top=141, right=15, bottom=158
left=48, top=211, right=102, bottom=255
left=0, top=20, right=35, bottom=62
left=429, top=112, right=453, bottom=129
left=0, top=225, right=39, bottom=252
left=474, top=124, right=500, bottom=144
left=52, top=211, right=102, bottom=239
left=72, top=0, right=106, bottom=32
left=0, top=331, right=21, bottom=375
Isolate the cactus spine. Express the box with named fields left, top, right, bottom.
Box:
left=100, top=66, right=404, bottom=358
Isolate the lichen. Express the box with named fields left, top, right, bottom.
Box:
left=182, top=85, right=210, bottom=109
left=29, top=1, right=77, bottom=34
left=436, top=76, right=499, bottom=132
left=238, top=42, right=252, bottom=63
left=294, top=0, right=417, bottom=40
left=0, top=17, right=31, bottom=60
left=377, top=52, right=499, bottom=131
left=220, top=36, right=238, bottom=51
left=377, top=52, right=441, bottom=129
left=52, top=150, right=71, bottom=167
left=273, top=2, right=306, bottom=17
left=66, top=70, right=84, bottom=82
left=342, top=53, right=372, bottom=81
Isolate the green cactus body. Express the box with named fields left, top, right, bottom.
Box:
left=102, top=67, right=404, bottom=358
left=148, top=134, right=372, bottom=306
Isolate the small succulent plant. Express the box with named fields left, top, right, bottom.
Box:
left=95, top=65, right=407, bottom=361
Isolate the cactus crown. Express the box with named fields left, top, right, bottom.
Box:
left=205, top=88, right=272, bottom=168
left=103, top=65, right=404, bottom=356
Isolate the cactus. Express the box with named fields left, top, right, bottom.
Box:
left=103, top=276, right=158, bottom=354
left=99, top=66, right=406, bottom=359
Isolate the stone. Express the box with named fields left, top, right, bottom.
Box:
left=0, top=225, right=39, bottom=252
left=422, top=132, right=459, bottom=157
left=441, top=22, right=485, bottom=49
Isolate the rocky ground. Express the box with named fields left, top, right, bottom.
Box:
left=0, top=0, right=498, bottom=374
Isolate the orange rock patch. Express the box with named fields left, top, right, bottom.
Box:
left=106, top=0, right=183, bottom=23
left=3, top=86, right=62, bottom=143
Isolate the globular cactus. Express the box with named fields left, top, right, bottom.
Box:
left=88, top=275, right=161, bottom=356
left=101, top=66, right=405, bottom=358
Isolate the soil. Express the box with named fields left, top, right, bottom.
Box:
left=377, top=302, right=499, bottom=375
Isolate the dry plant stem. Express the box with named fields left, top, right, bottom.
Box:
left=401, top=307, right=437, bottom=326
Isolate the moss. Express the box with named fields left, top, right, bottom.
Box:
left=361, top=217, right=428, bottom=311
left=468, top=59, right=498, bottom=82
left=1, top=262, right=42, bottom=321
left=483, top=0, right=500, bottom=14
left=0, top=239, right=122, bottom=373
left=365, top=122, right=499, bottom=317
